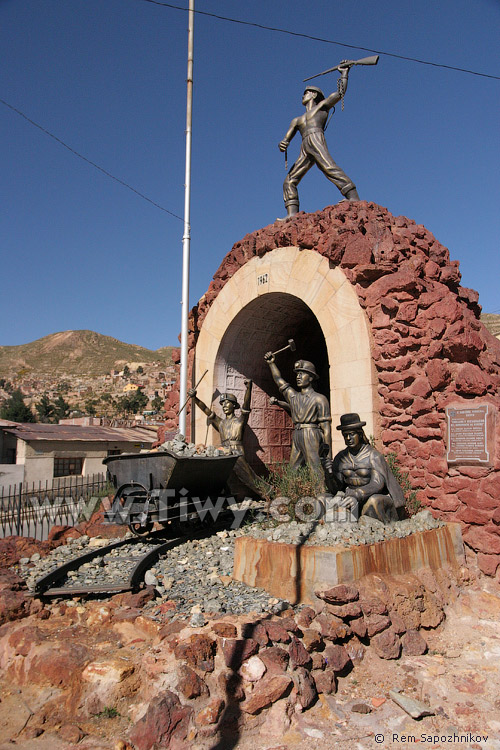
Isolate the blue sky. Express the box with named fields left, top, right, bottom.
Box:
left=2, top=0, right=499, bottom=350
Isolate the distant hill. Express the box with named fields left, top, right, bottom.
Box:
left=0, top=330, right=174, bottom=377
left=481, top=313, right=500, bottom=339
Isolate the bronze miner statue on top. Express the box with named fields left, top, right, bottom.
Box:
left=265, top=351, right=332, bottom=474
left=327, top=413, right=405, bottom=524
left=279, top=56, right=379, bottom=218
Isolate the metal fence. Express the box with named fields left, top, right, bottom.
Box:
left=0, top=474, right=110, bottom=541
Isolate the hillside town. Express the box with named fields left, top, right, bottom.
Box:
left=0, top=356, right=177, bottom=423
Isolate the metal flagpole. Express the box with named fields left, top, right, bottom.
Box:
left=179, top=0, right=194, bottom=437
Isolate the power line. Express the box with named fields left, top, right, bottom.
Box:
left=0, top=97, right=183, bottom=221
left=138, top=0, right=500, bottom=81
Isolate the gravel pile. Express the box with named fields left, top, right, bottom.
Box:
left=160, top=432, right=238, bottom=458
left=146, top=529, right=290, bottom=618
left=246, top=509, right=444, bottom=547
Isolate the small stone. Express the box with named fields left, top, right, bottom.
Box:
left=289, top=636, right=312, bottom=668
left=59, top=725, right=86, bottom=743
left=242, top=675, right=293, bottom=714
left=315, top=612, right=350, bottom=640
left=311, top=652, right=325, bottom=670
left=312, top=668, right=337, bottom=695
left=239, top=655, right=266, bottom=682
left=401, top=629, right=427, bottom=656
left=196, top=697, right=225, bottom=726
left=259, top=646, right=290, bottom=674
left=372, top=697, right=386, bottom=708
left=327, top=602, right=363, bottom=619
left=371, top=629, right=401, bottom=660
left=293, top=666, right=317, bottom=710
left=176, top=665, right=209, bottom=699
left=389, top=689, right=434, bottom=719
left=212, top=622, right=237, bottom=638
left=241, top=622, right=270, bottom=646
left=189, top=612, right=206, bottom=628
left=316, top=584, right=359, bottom=604
left=303, top=728, right=324, bottom=739
left=345, top=636, right=365, bottom=663
left=359, top=596, right=388, bottom=617
left=265, top=620, right=291, bottom=643
left=217, top=671, right=245, bottom=701
left=221, top=638, right=259, bottom=669
left=352, top=703, right=371, bottom=714
left=366, top=614, right=391, bottom=637
left=301, top=629, right=323, bottom=652
left=144, top=571, right=157, bottom=586
left=324, top=644, right=351, bottom=672
left=174, top=634, right=217, bottom=671
left=296, top=606, right=316, bottom=628
left=349, top=617, right=367, bottom=639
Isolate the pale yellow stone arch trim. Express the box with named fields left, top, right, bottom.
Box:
left=194, top=247, right=378, bottom=452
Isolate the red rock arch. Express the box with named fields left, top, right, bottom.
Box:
left=161, top=201, right=500, bottom=577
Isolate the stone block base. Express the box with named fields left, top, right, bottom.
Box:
left=233, top=523, right=464, bottom=605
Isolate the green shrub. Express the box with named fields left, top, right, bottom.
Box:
left=96, top=706, right=120, bottom=719
left=258, top=461, right=325, bottom=522
left=385, top=452, right=421, bottom=517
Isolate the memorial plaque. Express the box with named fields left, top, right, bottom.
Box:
left=447, top=405, right=489, bottom=464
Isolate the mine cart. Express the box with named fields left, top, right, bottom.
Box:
left=103, top=450, right=239, bottom=536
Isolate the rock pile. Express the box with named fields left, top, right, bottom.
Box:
left=0, top=569, right=461, bottom=748
left=249, top=509, right=444, bottom=547
left=160, top=433, right=237, bottom=457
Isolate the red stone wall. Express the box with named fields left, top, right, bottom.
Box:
left=160, top=202, right=500, bottom=576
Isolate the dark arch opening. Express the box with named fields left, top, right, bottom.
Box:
left=211, top=292, right=329, bottom=471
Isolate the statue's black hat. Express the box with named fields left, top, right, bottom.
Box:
left=336, top=413, right=367, bottom=431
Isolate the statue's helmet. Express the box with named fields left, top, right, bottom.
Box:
left=219, top=393, right=240, bottom=409
left=303, top=85, right=325, bottom=103
left=293, top=360, right=319, bottom=380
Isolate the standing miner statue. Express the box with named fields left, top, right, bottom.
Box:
left=279, top=56, right=378, bottom=218
left=264, top=350, right=332, bottom=476
left=188, top=379, right=269, bottom=498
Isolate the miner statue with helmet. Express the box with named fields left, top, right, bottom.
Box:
left=278, top=55, right=379, bottom=218
left=264, top=351, right=332, bottom=475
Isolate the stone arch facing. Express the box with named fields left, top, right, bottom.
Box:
left=193, top=247, right=377, bottom=460
left=159, top=202, right=500, bottom=576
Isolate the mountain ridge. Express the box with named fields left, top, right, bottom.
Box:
left=0, top=330, right=174, bottom=377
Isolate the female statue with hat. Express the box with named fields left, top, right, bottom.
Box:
left=264, top=352, right=332, bottom=474
left=188, top=380, right=267, bottom=497
left=330, top=413, right=405, bottom=523
left=278, top=61, right=359, bottom=219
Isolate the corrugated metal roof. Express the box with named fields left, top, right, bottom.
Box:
left=2, top=422, right=158, bottom=444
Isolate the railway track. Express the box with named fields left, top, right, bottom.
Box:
left=34, top=533, right=184, bottom=597
left=32, top=503, right=266, bottom=598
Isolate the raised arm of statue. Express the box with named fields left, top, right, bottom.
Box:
left=264, top=352, right=287, bottom=391
left=187, top=388, right=213, bottom=419
left=241, top=379, right=253, bottom=419
left=311, top=67, right=350, bottom=113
